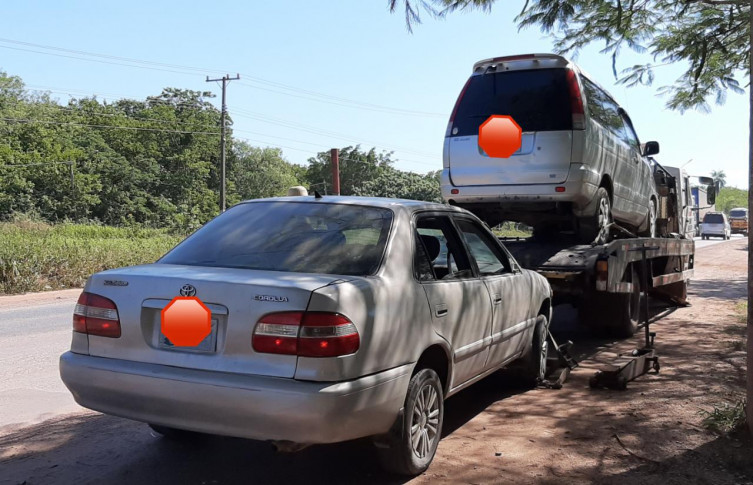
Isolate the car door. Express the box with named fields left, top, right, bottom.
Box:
left=414, top=213, right=493, bottom=388
left=452, top=216, right=533, bottom=368
left=619, top=111, right=652, bottom=225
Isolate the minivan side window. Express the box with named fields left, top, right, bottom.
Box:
left=581, top=76, right=625, bottom=140
left=620, top=113, right=641, bottom=149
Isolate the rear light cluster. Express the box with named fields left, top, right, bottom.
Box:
left=73, top=292, right=121, bottom=338
left=252, top=312, right=359, bottom=358
left=565, top=69, right=585, bottom=130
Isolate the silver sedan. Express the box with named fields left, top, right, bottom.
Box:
left=60, top=196, right=553, bottom=475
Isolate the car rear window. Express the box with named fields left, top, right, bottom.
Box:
left=730, top=210, right=747, bottom=218
left=159, top=202, right=393, bottom=276
left=703, top=213, right=724, bottom=224
left=450, top=68, right=573, bottom=137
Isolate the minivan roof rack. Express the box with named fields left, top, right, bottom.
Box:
left=472, top=53, right=568, bottom=71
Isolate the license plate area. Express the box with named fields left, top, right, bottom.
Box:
left=157, top=317, right=219, bottom=353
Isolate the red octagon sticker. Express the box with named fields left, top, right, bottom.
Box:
left=161, top=296, right=211, bottom=347
left=478, top=115, right=522, bottom=158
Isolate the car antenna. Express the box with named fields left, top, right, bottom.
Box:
left=314, top=190, right=323, bottom=199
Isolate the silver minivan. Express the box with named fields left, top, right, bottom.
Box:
left=440, top=53, right=659, bottom=243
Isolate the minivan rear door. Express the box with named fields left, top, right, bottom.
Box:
left=446, top=68, right=574, bottom=186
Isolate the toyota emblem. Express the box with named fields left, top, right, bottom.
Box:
left=179, top=284, right=197, bottom=297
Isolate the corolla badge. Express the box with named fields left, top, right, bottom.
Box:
left=179, top=284, right=197, bottom=297
left=254, top=295, right=289, bottom=303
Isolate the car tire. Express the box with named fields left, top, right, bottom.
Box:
left=148, top=424, right=205, bottom=441
left=376, top=368, right=444, bottom=476
left=638, top=198, right=657, bottom=238
left=607, top=266, right=643, bottom=338
left=520, top=315, right=549, bottom=386
left=578, top=187, right=611, bottom=245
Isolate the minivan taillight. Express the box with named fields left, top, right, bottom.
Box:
left=565, top=69, right=585, bottom=130
left=447, top=77, right=473, bottom=136
left=73, top=292, right=121, bottom=338
left=252, top=311, right=360, bottom=358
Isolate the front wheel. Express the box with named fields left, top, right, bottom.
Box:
left=376, top=368, right=444, bottom=476
left=638, top=198, right=657, bottom=238
left=520, top=315, right=549, bottom=386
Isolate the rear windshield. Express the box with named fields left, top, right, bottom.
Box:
left=450, top=68, right=572, bottom=137
left=159, top=202, right=393, bottom=276
left=730, top=209, right=747, bottom=218
left=703, top=213, right=724, bottom=224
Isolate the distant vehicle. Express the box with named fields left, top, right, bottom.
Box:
left=729, top=207, right=748, bottom=236
left=60, top=196, right=552, bottom=476
left=441, top=53, right=659, bottom=244
left=700, top=212, right=731, bottom=240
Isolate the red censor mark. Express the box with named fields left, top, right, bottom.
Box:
left=161, top=296, right=211, bottom=347
left=478, top=115, right=522, bottom=158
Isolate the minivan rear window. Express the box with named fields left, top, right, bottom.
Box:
left=703, top=213, right=724, bottom=224
left=450, top=68, right=572, bottom=137
left=159, top=202, right=393, bottom=276
left=730, top=209, right=747, bottom=218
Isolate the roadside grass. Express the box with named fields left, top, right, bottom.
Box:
left=700, top=399, right=748, bottom=434
left=493, top=222, right=532, bottom=239
left=0, top=222, right=183, bottom=294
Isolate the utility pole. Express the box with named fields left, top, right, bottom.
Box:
left=206, top=73, right=240, bottom=212
left=330, top=148, right=341, bottom=195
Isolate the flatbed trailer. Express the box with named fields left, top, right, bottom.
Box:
left=504, top=234, right=694, bottom=337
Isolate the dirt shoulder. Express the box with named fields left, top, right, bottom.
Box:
left=0, top=240, right=749, bottom=485
left=0, top=288, right=81, bottom=310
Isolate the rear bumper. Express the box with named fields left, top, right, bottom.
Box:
left=60, top=352, right=412, bottom=444
left=441, top=165, right=598, bottom=216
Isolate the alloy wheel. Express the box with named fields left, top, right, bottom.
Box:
left=410, top=382, right=440, bottom=459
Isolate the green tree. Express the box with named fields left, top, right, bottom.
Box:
left=352, top=166, right=442, bottom=201
left=716, top=186, right=748, bottom=214
left=305, top=145, right=393, bottom=195
left=231, top=142, right=302, bottom=200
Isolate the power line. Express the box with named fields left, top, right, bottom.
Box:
left=0, top=37, right=446, bottom=118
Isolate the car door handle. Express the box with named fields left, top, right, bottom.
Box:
left=493, top=294, right=502, bottom=305
left=435, top=304, right=448, bottom=317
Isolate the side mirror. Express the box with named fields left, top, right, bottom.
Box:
left=643, top=141, right=660, bottom=156
left=706, top=184, right=716, bottom=205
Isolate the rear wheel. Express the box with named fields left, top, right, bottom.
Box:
left=376, top=368, right=444, bottom=476
left=579, top=188, right=611, bottom=245
left=606, top=266, right=643, bottom=338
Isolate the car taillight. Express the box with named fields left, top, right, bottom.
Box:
left=565, top=69, right=585, bottom=130
left=73, top=292, right=121, bottom=338
left=252, top=311, right=360, bottom=358
left=446, top=77, right=473, bottom=136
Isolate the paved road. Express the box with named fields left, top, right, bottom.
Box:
left=694, top=232, right=745, bottom=249
left=0, top=291, right=81, bottom=429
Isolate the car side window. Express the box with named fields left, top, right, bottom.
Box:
left=415, top=216, right=474, bottom=281
left=581, top=76, right=625, bottom=140
left=454, top=218, right=511, bottom=276
left=620, top=113, right=641, bottom=150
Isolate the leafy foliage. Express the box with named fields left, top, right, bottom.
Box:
left=715, top=186, right=748, bottom=214
left=0, top=71, right=441, bottom=231
left=389, top=0, right=750, bottom=112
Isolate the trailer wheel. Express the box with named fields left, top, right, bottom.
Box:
left=607, top=266, right=642, bottom=338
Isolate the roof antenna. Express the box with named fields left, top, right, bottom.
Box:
left=314, top=190, right=323, bottom=199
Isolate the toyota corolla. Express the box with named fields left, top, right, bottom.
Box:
left=60, top=196, right=552, bottom=475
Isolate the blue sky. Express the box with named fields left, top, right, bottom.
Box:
left=1, top=0, right=748, bottom=187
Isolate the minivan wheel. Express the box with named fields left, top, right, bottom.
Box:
left=639, top=199, right=657, bottom=238
left=579, top=188, right=611, bottom=244
left=376, top=368, right=444, bottom=476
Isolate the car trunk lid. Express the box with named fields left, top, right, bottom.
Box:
left=85, top=264, right=350, bottom=378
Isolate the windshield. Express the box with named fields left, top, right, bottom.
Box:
left=450, top=68, right=572, bottom=137
left=159, top=202, right=393, bottom=276
left=703, top=213, right=724, bottom=224
left=729, top=209, right=747, bottom=219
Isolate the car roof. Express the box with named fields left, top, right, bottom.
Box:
left=237, top=195, right=469, bottom=214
